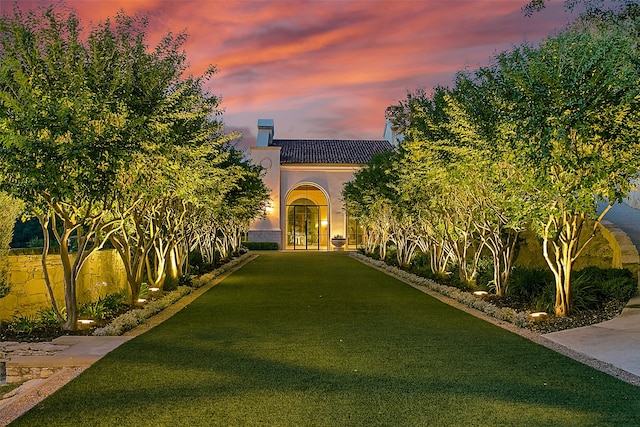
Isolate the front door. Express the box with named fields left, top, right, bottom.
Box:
left=288, top=204, right=320, bottom=250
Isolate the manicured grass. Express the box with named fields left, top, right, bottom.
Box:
left=13, top=252, right=640, bottom=426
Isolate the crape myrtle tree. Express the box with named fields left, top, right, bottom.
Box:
left=388, top=87, right=490, bottom=284
left=489, top=17, right=640, bottom=316
left=0, top=6, right=248, bottom=327
left=211, top=148, right=269, bottom=260
left=444, top=72, right=532, bottom=295
left=0, top=7, right=144, bottom=329
left=343, top=150, right=398, bottom=260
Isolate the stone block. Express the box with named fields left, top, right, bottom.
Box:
left=8, top=271, right=30, bottom=285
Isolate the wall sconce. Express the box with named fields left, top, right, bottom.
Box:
left=264, top=201, right=274, bottom=215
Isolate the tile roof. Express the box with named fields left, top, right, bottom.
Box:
left=271, top=139, right=393, bottom=164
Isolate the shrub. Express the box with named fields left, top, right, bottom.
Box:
left=474, top=257, right=495, bottom=289
left=179, top=274, right=193, bottom=287
left=81, top=292, right=128, bottom=320
left=509, top=266, right=554, bottom=300
left=189, top=250, right=205, bottom=272
left=574, top=267, right=637, bottom=301
left=243, top=241, right=279, bottom=250
left=37, top=307, right=65, bottom=326
left=9, top=314, right=39, bottom=335
left=100, top=292, right=127, bottom=311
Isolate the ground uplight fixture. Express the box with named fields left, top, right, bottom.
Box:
left=149, top=287, right=160, bottom=292
left=531, top=312, right=548, bottom=319
left=473, top=291, right=488, bottom=296
left=137, top=298, right=147, bottom=304
left=78, top=319, right=94, bottom=325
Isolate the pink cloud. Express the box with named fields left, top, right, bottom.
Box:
left=3, top=0, right=575, bottom=142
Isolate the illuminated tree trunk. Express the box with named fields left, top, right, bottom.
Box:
left=541, top=206, right=610, bottom=317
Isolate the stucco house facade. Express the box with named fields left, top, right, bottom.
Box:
left=248, top=119, right=394, bottom=250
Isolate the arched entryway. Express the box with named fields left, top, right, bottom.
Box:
left=285, top=184, right=329, bottom=250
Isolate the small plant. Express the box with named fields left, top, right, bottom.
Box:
left=81, top=292, right=128, bottom=320
left=332, top=234, right=345, bottom=240
left=509, top=266, right=554, bottom=301
left=9, top=314, right=39, bottom=335
left=100, top=292, right=127, bottom=312
left=179, top=274, right=193, bottom=287
left=139, top=282, right=150, bottom=299
left=80, top=299, right=109, bottom=320
left=37, top=306, right=66, bottom=326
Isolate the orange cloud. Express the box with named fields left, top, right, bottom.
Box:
left=3, top=0, right=575, bottom=141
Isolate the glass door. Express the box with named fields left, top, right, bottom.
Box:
left=287, top=203, right=323, bottom=250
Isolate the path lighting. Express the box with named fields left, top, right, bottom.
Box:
left=530, top=312, right=548, bottom=320
left=473, top=291, right=488, bottom=297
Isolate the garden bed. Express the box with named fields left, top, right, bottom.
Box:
left=351, top=252, right=633, bottom=333
left=0, top=252, right=254, bottom=343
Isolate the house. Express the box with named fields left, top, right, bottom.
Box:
left=248, top=119, right=395, bottom=250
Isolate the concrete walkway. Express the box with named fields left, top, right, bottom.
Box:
left=542, top=202, right=640, bottom=381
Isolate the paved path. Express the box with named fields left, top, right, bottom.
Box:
left=543, top=202, right=640, bottom=381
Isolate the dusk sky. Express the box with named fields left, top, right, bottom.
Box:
left=2, top=1, right=578, bottom=149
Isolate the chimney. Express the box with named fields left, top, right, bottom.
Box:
left=256, top=119, right=274, bottom=147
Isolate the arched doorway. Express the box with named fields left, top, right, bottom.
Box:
left=285, top=184, right=328, bottom=250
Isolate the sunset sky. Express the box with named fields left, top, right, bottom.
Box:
left=2, top=1, right=578, bottom=148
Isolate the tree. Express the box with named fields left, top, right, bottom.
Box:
left=0, top=6, right=219, bottom=328
left=343, top=151, right=398, bottom=260
left=491, top=19, right=640, bottom=315
left=0, top=192, right=24, bottom=297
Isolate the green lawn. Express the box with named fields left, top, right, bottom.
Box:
left=13, top=252, right=640, bottom=426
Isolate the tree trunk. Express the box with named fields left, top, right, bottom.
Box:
left=541, top=208, right=606, bottom=317
left=36, top=212, right=63, bottom=322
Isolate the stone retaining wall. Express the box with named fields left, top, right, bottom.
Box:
left=5, top=365, right=60, bottom=384
left=0, top=249, right=128, bottom=321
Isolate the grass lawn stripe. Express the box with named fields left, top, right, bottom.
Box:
left=12, top=252, right=640, bottom=426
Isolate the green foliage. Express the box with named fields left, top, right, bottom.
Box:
left=80, top=300, right=110, bottom=320
left=178, top=274, right=193, bottom=287
left=574, top=267, right=637, bottom=302
left=100, top=292, right=127, bottom=312
left=9, top=218, right=41, bottom=248
left=474, top=257, right=495, bottom=289
left=163, top=277, right=178, bottom=292
left=37, top=306, right=66, bottom=326
left=9, top=314, right=39, bottom=335
left=509, top=266, right=555, bottom=300
left=243, top=242, right=279, bottom=251
left=0, top=192, right=24, bottom=297
left=80, top=292, right=128, bottom=320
